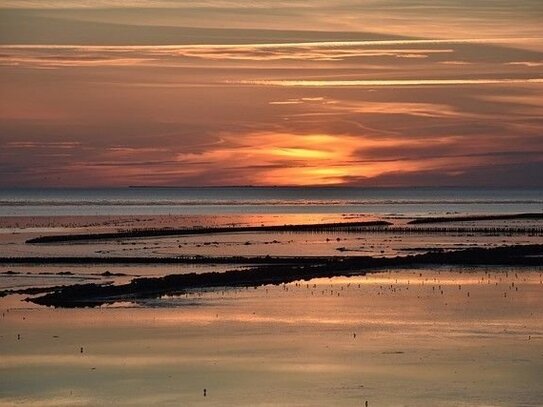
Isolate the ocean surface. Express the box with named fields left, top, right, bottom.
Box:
left=1, top=187, right=543, bottom=406
left=1, top=187, right=542, bottom=216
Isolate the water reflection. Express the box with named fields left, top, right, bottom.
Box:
left=1, top=269, right=542, bottom=406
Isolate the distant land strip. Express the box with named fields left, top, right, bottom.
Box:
left=408, top=213, right=543, bottom=224
left=25, top=221, right=393, bottom=243
left=26, top=223, right=543, bottom=244
left=25, top=244, right=543, bottom=308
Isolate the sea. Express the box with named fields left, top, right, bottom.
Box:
left=2, top=187, right=543, bottom=406
left=0, top=187, right=542, bottom=217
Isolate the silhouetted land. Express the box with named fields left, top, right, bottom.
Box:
left=407, top=213, right=543, bottom=224
left=25, top=222, right=543, bottom=244
left=26, top=244, right=543, bottom=308
left=25, top=221, right=392, bottom=243
left=0, top=284, right=92, bottom=298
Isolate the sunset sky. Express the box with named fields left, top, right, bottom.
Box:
left=1, top=1, right=542, bottom=187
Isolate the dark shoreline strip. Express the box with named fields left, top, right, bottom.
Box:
left=0, top=255, right=343, bottom=265
left=25, top=221, right=392, bottom=244
left=27, top=244, right=543, bottom=308
left=408, top=213, right=543, bottom=224
left=26, top=223, right=543, bottom=244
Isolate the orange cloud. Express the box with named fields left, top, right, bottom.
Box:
left=235, top=78, right=543, bottom=87
left=172, top=132, right=456, bottom=185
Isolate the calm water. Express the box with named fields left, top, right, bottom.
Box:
left=1, top=187, right=542, bottom=216
left=1, top=188, right=543, bottom=406
left=2, top=269, right=542, bottom=406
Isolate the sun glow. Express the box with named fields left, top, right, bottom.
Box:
left=271, top=147, right=332, bottom=160
left=167, top=130, right=473, bottom=186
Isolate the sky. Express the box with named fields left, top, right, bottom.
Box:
left=0, top=0, right=542, bottom=187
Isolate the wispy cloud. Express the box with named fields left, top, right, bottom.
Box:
left=0, top=43, right=457, bottom=68
left=5, top=141, right=81, bottom=149
left=235, top=78, right=543, bottom=87
left=506, top=61, right=543, bottom=67
left=2, top=37, right=542, bottom=68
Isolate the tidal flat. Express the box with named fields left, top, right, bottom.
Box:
left=1, top=205, right=542, bottom=406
